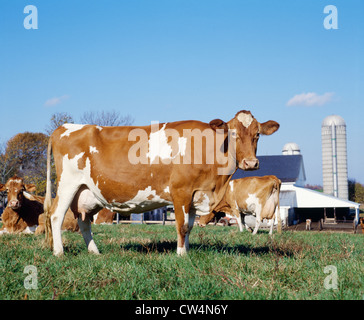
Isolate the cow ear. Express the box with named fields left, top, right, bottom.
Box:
left=25, top=184, right=36, bottom=193
left=209, top=119, right=228, bottom=132
left=260, top=120, right=280, bottom=135
left=0, top=184, right=5, bottom=192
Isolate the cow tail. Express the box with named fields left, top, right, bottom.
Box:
left=276, top=179, right=282, bottom=234
left=44, top=137, right=53, bottom=248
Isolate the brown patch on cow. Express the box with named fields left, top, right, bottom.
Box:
left=77, top=154, right=87, bottom=170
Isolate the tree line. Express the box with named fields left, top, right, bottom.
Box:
left=0, top=111, right=133, bottom=196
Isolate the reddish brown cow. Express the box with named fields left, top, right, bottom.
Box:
left=0, top=176, right=39, bottom=234
left=199, top=176, right=282, bottom=235
left=44, top=110, right=279, bottom=256
left=0, top=176, right=78, bottom=235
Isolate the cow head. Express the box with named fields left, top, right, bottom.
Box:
left=210, top=110, right=279, bottom=171
left=0, top=176, right=36, bottom=210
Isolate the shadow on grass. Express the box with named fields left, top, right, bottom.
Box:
left=121, top=241, right=296, bottom=257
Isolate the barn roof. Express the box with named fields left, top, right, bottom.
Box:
left=282, top=184, right=360, bottom=209
left=232, top=155, right=306, bottom=184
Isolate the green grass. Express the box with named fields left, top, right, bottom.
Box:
left=0, top=223, right=363, bottom=300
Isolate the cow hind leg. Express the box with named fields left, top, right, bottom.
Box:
left=78, top=214, right=99, bottom=254
left=51, top=198, right=71, bottom=256
left=51, top=186, right=80, bottom=256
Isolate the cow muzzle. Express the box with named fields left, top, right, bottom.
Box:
left=9, top=200, right=21, bottom=210
left=240, top=158, right=259, bottom=171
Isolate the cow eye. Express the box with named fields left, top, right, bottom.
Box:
left=256, top=133, right=260, bottom=138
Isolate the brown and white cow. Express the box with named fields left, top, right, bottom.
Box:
left=44, top=110, right=279, bottom=256
left=199, top=176, right=282, bottom=235
left=0, top=176, right=78, bottom=235
left=0, top=176, right=40, bottom=234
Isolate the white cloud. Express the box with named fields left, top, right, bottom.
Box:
left=44, top=95, right=70, bottom=107
left=286, top=92, right=334, bottom=107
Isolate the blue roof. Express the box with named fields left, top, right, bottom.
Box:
left=232, top=155, right=305, bottom=183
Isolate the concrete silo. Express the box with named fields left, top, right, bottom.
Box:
left=321, top=115, right=348, bottom=199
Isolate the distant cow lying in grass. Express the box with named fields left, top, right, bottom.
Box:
left=199, top=175, right=281, bottom=235
left=0, top=176, right=78, bottom=235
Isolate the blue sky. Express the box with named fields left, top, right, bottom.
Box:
left=0, top=0, right=363, bottom=185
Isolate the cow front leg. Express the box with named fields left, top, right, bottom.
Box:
left=175, top=205, right=195, bottom=256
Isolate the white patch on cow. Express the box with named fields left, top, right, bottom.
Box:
left=58, top=152, right=106, bottom=208
left=164, top=186, right=170, bottom=193
left=183, top=206, right=189, bottom=225
left=23, top=191, right=37, bottom=201
left=89, top=146, right=99, bottom=154
left=229, top=180, right=234, bottom=192
left=115, top=186, right=172, bottom=213
left=198, top=194, right=210, bottom=214
left=96, top=126, right=103, bottom=131
left=0, top=228, right=9, bottom=235
left=237, top=113, right=253, bottom=128
left=181, top=205, right=187, bottom=222
left=177, top=246, right=187, bottom=255
left=192, top=192, right=211, bottom=215
left=93, top=212, right=99, bottom=223
left=245, top=193, right=262, bottom=216
left=61, top=124, right=85, bottom=138
left=22, top=225, right=37, bottom=234
left=177, top=137, right=187, bottom=156
left=23, top=192, right=32, bottom=200
left=146, top=123, right=172, bottom=163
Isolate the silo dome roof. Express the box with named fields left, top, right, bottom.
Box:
left=322, top=115, right=346, bottom=127
left=282, top=142, right=300, bottom=155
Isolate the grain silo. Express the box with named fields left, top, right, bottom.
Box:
left=321, top=115, right=348, bottom=199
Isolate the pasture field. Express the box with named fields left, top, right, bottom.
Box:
left=0, top=223, right=363, bottom=300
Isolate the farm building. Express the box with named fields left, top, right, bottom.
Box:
left=232, top=143, right=360, bottom=230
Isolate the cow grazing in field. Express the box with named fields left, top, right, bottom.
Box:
left=44, top=110, right=279, bottom=256
left=199, top=176, right=282, bottom=235
left=0, top=176, right=78, bottom=235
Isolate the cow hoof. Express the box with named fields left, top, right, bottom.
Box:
left=177, top=247, right=187, bottom=256
left=53, top=251, right=64, bottom=257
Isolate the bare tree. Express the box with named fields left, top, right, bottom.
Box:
left=1, top=132, right=48, bottom=195
left=0, top=141, right=13, bottom=183
left=79, top=110, right=134, bottom=126
left=45, top=112, right=74, bottom=136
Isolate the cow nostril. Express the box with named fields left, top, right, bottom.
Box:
left=242, top=158, right=259, bottom=170
left=9, top=200, right=19, bottom=208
